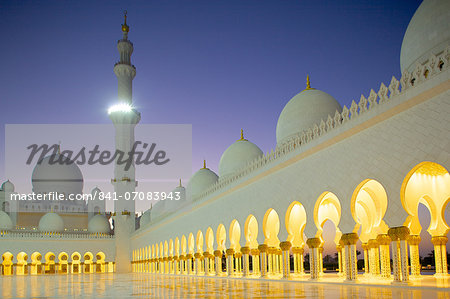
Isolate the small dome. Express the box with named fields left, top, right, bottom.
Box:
left=1, top=180, right=15, bottom=192
left=140, top=210, right=151, bottom=227
left=88, top=214, right=110, bottom=234
left=276, top=78, right=341, bottom=145
left=218, top=130, right=263, bottom=178
left=0, top=211, right=13, bottom=230
left=400, top=0, right=450, bottom=73
left=32, top=153, right=84, bottom=196
left=38, top=212, right=64, bottom=232
left=187, top=161, right=219, bottom=199
left=91, top=187, right=101, bottom=195
left=171, top=180, right=186, bottom=201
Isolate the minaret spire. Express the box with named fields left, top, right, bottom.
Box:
left=114, top=11, right=136, bottom=104
left=122, top=10, right=130, bottom=39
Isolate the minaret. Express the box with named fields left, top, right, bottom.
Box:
left=108, top=11, right=140, bottom=273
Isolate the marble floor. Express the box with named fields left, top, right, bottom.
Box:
left=0, top=273, right=449, bottom=298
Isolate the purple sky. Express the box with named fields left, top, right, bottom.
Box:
left=1, top=0, right=448, bottom=255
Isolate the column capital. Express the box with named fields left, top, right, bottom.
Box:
left=250, top=249, right=260, bottom=256
left=306, top=238, right=321, bottom=248
left=388, top=226, right=410, bottom=241
left=279, top=241, right=292, bottom=251
left=213, top=250, right=222, bottom=257
left=341, top=233, right=359, bottom=245
left=368, top=239, right=379, bottom=248
left=179, top=254, right=186, bottom=260
left=258, top=244, right=268, bottom=253
left=194, top=252, right=202, bottom=259
left=226, top=248, right=235, bottom=256
left=408, top=235, right=421, bottom=245
left=376, top=234, right=391, bottom=245
left=186, top=254, right=193, bottom=259
left=431, top=236, right=448, bottom=245
left=292, top=247, right=304, bottom=254
left=267, top=246, right=277, bottom=254
left=240, top=247, right=250, bottom=254
left=203, top=251, right=211, bottom=258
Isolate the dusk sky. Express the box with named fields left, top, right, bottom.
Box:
left=1, top=1, right=447, bottom=254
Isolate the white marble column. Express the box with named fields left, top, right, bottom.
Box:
left=258, top=244, right=268, bottom=278
left=280, top=241, right=292, bottom=279
left=377, top=234, right=391, bottom=279
left=306, top=238, right=321, bottom=280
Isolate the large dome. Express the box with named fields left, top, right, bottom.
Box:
left=0, top=211, right=13, bottom=230
left=38, top=212, right=64, bottom=232
left=276, top=80, right=341, bottom=145
left=218, top=131, right=263, bottom=178
left=88, top=214, right=110, bottom=234
left=32, top=153, right=84, bottom=197
left=187, top=161, right=219, bottom=199
left=400, top=0, right=450, bottom=73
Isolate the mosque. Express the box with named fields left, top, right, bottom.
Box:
left=0, top=0, right=449, bottom=287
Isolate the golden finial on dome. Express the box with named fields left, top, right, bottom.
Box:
left=202, top=160, right=207, bottom=169
left=122, top=10, right=129, bottom=33
left=238, top=128, right=248, bottom=141
left=179, top=179, right=182, bottom=187
left=306, top=75, right=312, bottom=90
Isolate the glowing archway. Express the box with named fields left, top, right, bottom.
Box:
left=263, top=208, right=280, bottom=247
left=175, top=237, right=180, bottom=256
left=181, top=235, right=187, bottom=255
left=401, top=162, right=450, bottom=236
left=205, top=227, right=214, bottom=253
left=95, top=252, right=106, bottom=273
left=285, top=201, right=307, bottom=247
left=16, top=252, right=28, bottom=275
left=196, top=230, right=204, bottom=253
left=188, top=233, right=195, bottom=254
left=216, top=224, right=227, bottom=251
left=1, top=252, right=13, bottom=275
left=44, top=252, right=56, bottom=274
left=229, top=219, right=241, bottom=250
left=244, top=214, right=258, bottom=249
left=351, top=179, right=389, bottom=243
left=314, top=191, right=342, bottom=244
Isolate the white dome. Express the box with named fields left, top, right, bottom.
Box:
left=400, top=0, right=450, bottom=73
left=276, top=83, right=341, bottom=145
left=1, top=180, right=15, bottom=192
left=187, top=162, right=219, bottom=199
left=219, top=132, right=263, bottom=178
left=140, top=210, right=151, bottom=227
left=88, top=214, right=110, bottom=234
left=32, top=153, right=84, bottom=196
left=0, top=211, right=13, bottom=230
left=38, top=212, right=64, bottom=232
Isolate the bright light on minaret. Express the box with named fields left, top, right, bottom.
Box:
left=108, top=103, right=133, bottom=114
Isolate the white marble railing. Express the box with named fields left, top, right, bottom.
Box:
left=192, top=47, right=449, bottom=202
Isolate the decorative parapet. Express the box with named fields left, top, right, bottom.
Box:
left=188, top=46, right=449, bottom=203
left=0, top=230, right=114, bottom=240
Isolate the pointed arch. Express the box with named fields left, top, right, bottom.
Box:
left=216, top=224, right=227, bottom=251
left=229, top=219, right=241, bottom=250
left=263, top=208, right=280, bottom=247
left=205, top=227, right=214, bottom=253
left=401, top=161, right=450, bottom=236
left=244, top=214, right=258, bottom=249
left=285, top=201, right=307, bottom=247
left=313, top=191, right=342, bottom=244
